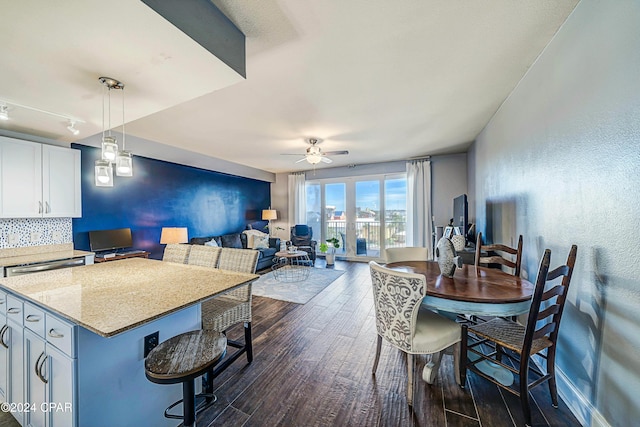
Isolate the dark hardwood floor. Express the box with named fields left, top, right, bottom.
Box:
left=197, top=260, right=582, bottom=427
left=0, top=260, right=582, bottom=426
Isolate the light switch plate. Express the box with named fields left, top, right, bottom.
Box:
left=30, top=232, right=41, bottom=243
left=52, top=231, right=62, bottom=241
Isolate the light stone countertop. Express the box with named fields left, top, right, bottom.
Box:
left=0, top=258, right=258, bottom=337
left=0, top=249, right=94, bottom=267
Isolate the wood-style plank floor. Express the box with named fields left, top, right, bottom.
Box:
left=197, top=260, right=581, bottom=427
left=0, top=260, right=582, bottom=427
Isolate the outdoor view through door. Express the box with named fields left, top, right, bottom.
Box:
left=305, top=174, right=407, bottom=260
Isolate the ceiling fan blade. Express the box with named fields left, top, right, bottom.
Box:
left=281, top=153, right=305, bottom=156
left=322, top=150, right=349, bottom=156
left=321, top=157, right=333, bottom=164
left=295, top=157, right=308, bottom=163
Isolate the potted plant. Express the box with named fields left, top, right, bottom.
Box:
left=324, top=237, right=340, bottom=265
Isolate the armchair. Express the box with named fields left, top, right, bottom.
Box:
left=287, top=225, right=316, bottom=265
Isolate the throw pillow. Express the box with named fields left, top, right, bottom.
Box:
left=254, top=235, right=269, bottom=249
left=242, top=229, right=268, bottom=249
left=204, top=238, right=218, bottom=247
left=220, top=233, right=243, bottom=249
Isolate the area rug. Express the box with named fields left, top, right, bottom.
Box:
left=252, top=268, right=345, bottom=304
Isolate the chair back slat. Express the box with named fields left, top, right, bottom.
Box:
left=547, top=265, right=571, bottom=281
left=475, top=232, right=523, bottom=276
left=523, top=245, right=577, bottom=356
left=369, top=261, right=426, bottom=352
left=162, top=244, right=191, bottom=264
left=218, top=248, right=259, bottom=274
left=187, top=245, right=221, bottom=268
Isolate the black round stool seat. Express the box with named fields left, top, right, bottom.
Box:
left=145, top=330, right=227, bottom=426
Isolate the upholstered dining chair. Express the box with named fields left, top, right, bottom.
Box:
left=461, top=245, right=577, bottom=426
left=385, top=247, right=429, bottom=263
left=475, top=232, right=523, bottom=276
left=369, top=261, right=461, bottom=406
left=202, top=248, right=259, bottom=378
left=162, top=243, right=191, bottom=264
left=187, top=245, right=221, bottom=268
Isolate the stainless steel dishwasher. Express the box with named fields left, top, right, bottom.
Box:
left=4, top=257, right=86, bottom=277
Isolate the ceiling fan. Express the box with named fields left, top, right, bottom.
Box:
left=282, top=138, right=349, bottom=165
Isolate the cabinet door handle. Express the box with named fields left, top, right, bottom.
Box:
left=35, top=351, right=48, bottom=384
left=0, top=325, right=8, bottom=349
left=48, top=328, right=64, bottom=339
left=45, top=201, right=50, bottom=213
left=39, top=201, right=43, bottom=214
left=7, top=307, right=20, bottom=315
left=26, top=314, right=41, bottom=323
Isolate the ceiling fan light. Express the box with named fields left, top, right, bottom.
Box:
left=307, top=154, right=322, bottom=164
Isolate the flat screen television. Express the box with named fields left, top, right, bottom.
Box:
left=453, top=194, right=468, bottom=243
left=89, top=228, right=133, bottom=252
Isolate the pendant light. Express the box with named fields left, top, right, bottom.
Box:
left=95, top=76, right=133, bottom=186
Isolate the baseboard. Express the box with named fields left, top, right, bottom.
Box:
left=557, top=367, right=611, bottom=427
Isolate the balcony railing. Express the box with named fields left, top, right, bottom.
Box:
left=323, top=220, right=406, bottom=254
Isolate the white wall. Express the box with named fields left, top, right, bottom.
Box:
left=472, top=1, right=640, bottom=425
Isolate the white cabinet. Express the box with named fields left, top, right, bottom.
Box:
left=6, top=295, right=24, bottom=426
left=24, top=330, right=75, bottom=427
left=0, top=136, right=81, bottom=218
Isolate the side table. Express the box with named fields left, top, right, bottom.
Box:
left=272, top=250, right=311, bottom=282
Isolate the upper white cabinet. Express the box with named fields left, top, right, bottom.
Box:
left=0, top=136, right=81, bottom=218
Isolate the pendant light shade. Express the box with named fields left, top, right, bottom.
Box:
left=96, top=76, right=133, bottom=186
left=116, top=150, right=133, bottom=177
left=95, top=159, right=113, bottom=187
left=101, top=136, right=118, bottom=162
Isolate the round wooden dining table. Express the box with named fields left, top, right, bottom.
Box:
left=385, top=261, right=535, bottom=317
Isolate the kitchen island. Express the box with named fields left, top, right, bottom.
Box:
left=0, top=258, right=258, bottom=427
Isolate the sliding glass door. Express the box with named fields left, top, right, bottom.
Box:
left=306, top=173, right=406, bottom=260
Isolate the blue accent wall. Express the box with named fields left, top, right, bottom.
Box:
left=72, top=144, right=270, bottom=259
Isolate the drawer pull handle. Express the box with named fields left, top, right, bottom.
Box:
left=7, top=308, right=20, bottom=314
left=0, top=325, right=8, bottom=349
left=26, top=314, right=41, bottom=322
left=48, top=329, right=64, bottom=339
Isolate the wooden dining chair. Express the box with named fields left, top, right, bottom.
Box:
left=475, top=231, right=523, bottom=277
left=385, top=247, right=429, bottom=263
left=369, top=261, right=461, bottom=406
left=203, top=248, right=259, bottom=379
left=460, top=245, right=577, bottom=426
left=187, top=245, right=221, bottom=268
left=162, top=243, right=191, bottom=264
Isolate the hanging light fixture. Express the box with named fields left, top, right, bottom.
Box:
left=95, top=76, right=133, bottom=186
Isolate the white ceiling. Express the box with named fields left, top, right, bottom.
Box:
left=0, top=0, right=579, bottom=174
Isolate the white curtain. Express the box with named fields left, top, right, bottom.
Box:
left=288, top=172, right=306, bottom=225
left=406, top=159, right=433, bottom=255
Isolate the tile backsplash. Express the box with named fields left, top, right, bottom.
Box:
left=0, top=218, right=73, bottom=248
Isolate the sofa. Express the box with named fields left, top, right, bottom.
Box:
left=190, top=231, right=280, bottom=271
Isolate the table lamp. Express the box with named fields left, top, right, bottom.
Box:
left=262, top=209, right=277, bottom=236
left=160, top=227, right=188, bottom=244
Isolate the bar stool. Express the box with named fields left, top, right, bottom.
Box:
left=145, top=330, right=227, bottom=427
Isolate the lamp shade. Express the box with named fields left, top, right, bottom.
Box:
left=160, top=227, right=188, bottom=244
left=262, top=209, right=277, bottom=221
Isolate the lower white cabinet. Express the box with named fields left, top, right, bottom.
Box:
left=7, top=297, right=24, bottom=426
left=0, top=313, right=8, bottom=401
left=24, top=330, right=75, bottom=427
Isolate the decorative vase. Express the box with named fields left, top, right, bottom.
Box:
left=435, top=237, right=462, bottom=278
left=325, top=252, right=335, bottom=265
left=451, top=235, right=466, bottom=252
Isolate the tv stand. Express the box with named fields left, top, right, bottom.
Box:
left=94, top=251, right=150, bottom=263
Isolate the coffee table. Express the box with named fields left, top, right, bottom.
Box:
left=272, top=250, right=311, bottom=282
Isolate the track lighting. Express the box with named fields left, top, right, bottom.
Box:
left=67, top=120, right=79, bottom=135
left=0, top=105, right=9, bottom=121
